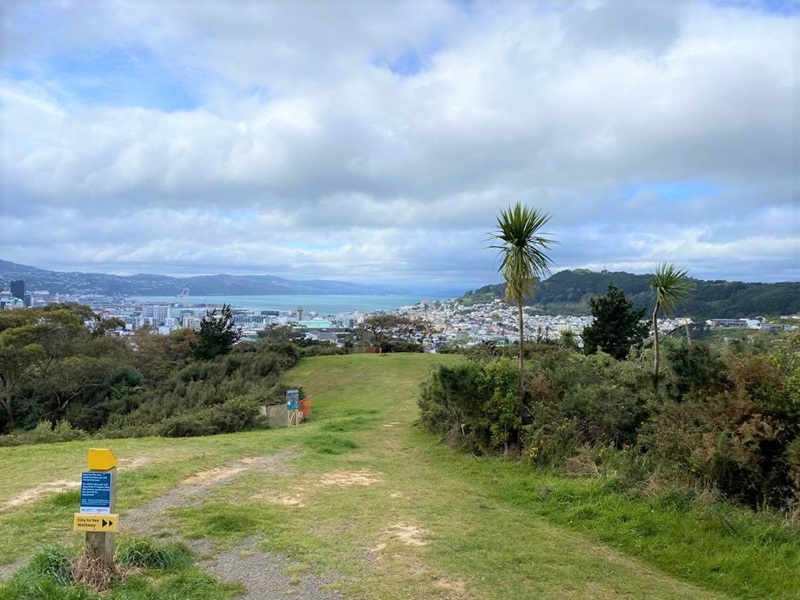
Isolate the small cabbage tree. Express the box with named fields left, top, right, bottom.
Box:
left=491, top=203, right=555, bottom=432
left=650, top=263, right=693, bottom=381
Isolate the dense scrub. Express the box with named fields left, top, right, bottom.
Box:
left=0, top=304, right=302, bottom=444
left=420, top=331, right=800, bottom=511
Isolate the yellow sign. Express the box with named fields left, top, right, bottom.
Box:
left=87, top=448, right=117, bottom=471
left=73, top=514, right=119, bottom=532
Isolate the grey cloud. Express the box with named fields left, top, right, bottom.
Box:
left=1, top=1, right=798, bottom=286
left=561, top=1, right=682, bottom=57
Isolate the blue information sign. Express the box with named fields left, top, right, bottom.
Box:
left=80, top=472, right=111, bottom=514
left=286, top=389, right=300, bottom=410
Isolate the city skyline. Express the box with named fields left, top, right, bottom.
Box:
left=1, top=1, right=798, bottom=287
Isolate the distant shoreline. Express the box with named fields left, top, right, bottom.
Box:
left=129, top=294, right=449, bottom=315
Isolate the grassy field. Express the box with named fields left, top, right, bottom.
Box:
left=1, top=353, right=798, bottom=599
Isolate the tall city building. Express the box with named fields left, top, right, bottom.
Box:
left=10, top=280, right=24, bottom=300
left=141, top=304, right=170, bottom=323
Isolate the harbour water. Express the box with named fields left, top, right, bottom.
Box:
left=130, top=294, right=444, bottom=315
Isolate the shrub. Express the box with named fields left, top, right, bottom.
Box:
left=158, top=394, right=265, bottom=438
left=643, top=346, right=800, bottom=508
left=0, top=419, right=88, bottom=447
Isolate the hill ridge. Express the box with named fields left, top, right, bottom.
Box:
left=0, top=259, right=405, bottom=297
left=462, top=269, right=800, bottom=318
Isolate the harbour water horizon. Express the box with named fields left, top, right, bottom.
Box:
left=130, top=294, right=451, bottom=315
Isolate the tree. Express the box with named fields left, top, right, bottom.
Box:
left=582, top=284, right=649, bottom=360
left=650, top=263, right=693, bottom=381
left=193, top=304, right=242, bottom=360
left=559, top=329, right=579, bottom=351
left=491, top=203, right=555, bottom=435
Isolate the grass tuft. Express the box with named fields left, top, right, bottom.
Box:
left=116, top=538, right=193, bottom=570
left=0, top=547, right=96, bottom=600
left=319, top=416, right=376, bottom=433
left=302, top=432, right=359, bottom=455
left=24, top=546, right=74, bottom=587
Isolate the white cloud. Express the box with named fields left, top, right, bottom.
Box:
left=1, top=0, right=798, bottom=287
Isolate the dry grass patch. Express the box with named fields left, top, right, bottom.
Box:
left=251, top=492, right=306, bottom=507
left=182, top=458, right=262, bottom=485
left=0, top=479, right=79, bottom=513
left=386, top=522, right=430, bottom=547
left=317, top=469, right=381, bottom=488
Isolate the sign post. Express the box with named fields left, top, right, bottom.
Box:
left=286, top=389, right=300, bottom=426
left=74, top=449, right=118, bottom=566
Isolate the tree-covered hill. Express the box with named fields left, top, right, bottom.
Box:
left=462, top=269, right=800, bottom=318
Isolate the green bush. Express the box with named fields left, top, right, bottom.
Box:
left=643, top=345, right=800, bottom=508
left=0, top=419, right=88, bottom=447
left=422, top=335, right=800, bottom=510
left=158, top=394, right=265, bottom=438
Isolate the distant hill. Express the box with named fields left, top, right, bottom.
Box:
left=462, top=269, right=800, bottom=319
left=0, top=260, right=406, bottom=297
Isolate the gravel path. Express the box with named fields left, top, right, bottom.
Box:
left=125, top=451, right=298, bottom=536
left=124, top=450, right=344, bottom=598
left=198, top=537, right=343, bottom=600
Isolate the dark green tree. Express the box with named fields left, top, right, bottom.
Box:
left=581, top=284, right=649, bottom=360
left=193, top=304, right=242, bottom=360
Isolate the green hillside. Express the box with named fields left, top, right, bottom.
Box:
left=463, top=269, right=800, bottom=318
left=1, top=354, right=798, bottom=599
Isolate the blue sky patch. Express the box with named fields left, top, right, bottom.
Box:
left=711, top=0, right=800, bottom=16
left=8, top=45, right=199, bottom=111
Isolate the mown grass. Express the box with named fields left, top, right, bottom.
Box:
left=1, top=353, right=799, bottom=599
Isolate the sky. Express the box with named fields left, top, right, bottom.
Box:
left=1, top=0, right=798, bottom=291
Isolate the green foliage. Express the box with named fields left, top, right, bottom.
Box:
left=461, top=269, right=800, bottom=318
left=303, top=432, right=360, bottom=454
left=650, top=263, right=694, bottom=316
left=490, top=203, right=554, bottom=303
left=0, top=546, right=95, bottom=600
left=644, top=346, right=800, bottom=508
left=419, top=358, right=523, bottom=453
left=422, top=336, right=800, bottom=509
left=0, top=540, right=240, bottom=600
left=581, top=284, right=649, bottom=360
left=380, top=339, right=423, bottom=353
left=663, top=342, right=726, bottom=400
left=0, top=302, right=301, bottom=442
left=650, top=263, right=693, bottom=380
left=192, top=304, right=242, bottom=361
left=24, top=546, right=74, bottom=587
left=524, top=350, right=653, bottom=463
left=0, top=304, right=137, bottom=433
left=157, top=393, right=265, bottom=438
left=0, top=419, right=89, bottom=447
left=116, top=539, right=193, bottom=570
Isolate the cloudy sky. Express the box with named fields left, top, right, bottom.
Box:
left=1, top=0, right=798, bottom=290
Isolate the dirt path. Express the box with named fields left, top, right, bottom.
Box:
left=0, top=455, right=154, bottom=515
left=123, top=450, right=342, bottom=599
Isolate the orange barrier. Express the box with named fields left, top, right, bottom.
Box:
left=299, top=396, right=313, bottom=420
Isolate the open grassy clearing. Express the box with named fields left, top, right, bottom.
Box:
left=1, top=353, right=798, bottom=599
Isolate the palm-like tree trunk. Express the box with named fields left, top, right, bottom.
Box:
left=652, top=302, right=660, bottom=384
left=517, top=298, right=524, bottom=418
